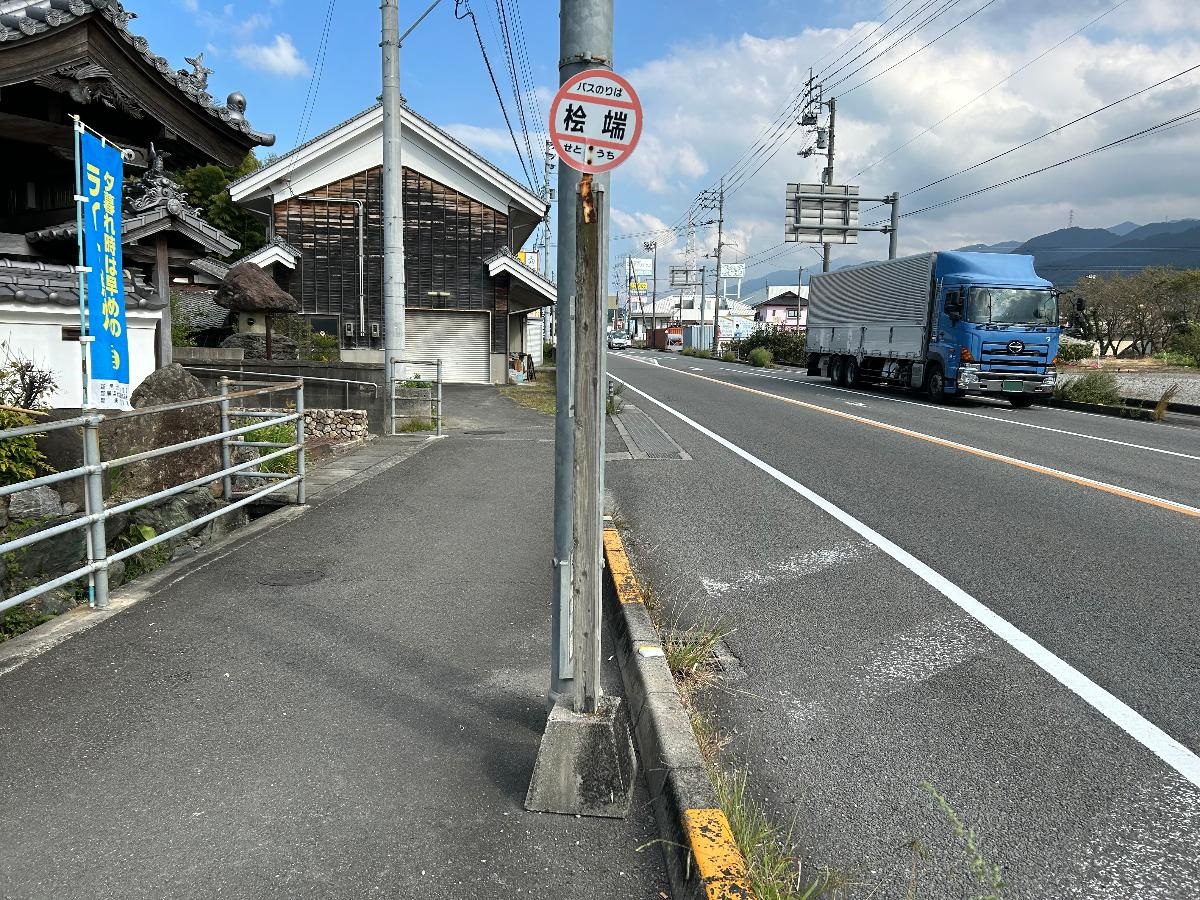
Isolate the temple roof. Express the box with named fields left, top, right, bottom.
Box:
left=0, top=0, right=275, bottom=162
left=0, top=256, right=160, bottom=308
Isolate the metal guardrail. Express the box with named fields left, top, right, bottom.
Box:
left=390, top=358, right=444, bottom=437
left=184, top=366, right=379, bottom=408
left=0, top=379, right=305, bottom=616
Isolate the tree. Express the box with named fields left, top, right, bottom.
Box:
left=176, top=153, right=266, bottom=261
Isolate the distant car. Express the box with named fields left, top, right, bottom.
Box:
left=608, top=332, right=631, bottom=350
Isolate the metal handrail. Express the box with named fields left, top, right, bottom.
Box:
left=184, top=367, right=379, bottom=398
left=0, top=378, right=306, bottom=615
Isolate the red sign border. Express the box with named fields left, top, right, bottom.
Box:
left=549, top=69, right=643, bottom=175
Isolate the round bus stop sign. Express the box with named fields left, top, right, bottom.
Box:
left=549, top=69, right=643, bottom=174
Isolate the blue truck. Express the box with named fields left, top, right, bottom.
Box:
left=805, top=251, right=1062, bottom=407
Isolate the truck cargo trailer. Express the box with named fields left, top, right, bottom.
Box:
left=806, top=251, right=1061, bottom=407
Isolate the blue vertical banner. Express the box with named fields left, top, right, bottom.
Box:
left=80, top=130, right=130, bottom=409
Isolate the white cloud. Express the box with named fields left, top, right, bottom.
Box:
left=606, top=4, right=1200, bottom=278
left=235, top=34, right=310, bottom=78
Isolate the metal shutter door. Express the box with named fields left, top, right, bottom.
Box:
left=404, top=311, right=491, bottom=384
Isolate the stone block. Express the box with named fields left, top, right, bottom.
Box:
left=7, top=486, right=64, bottom=521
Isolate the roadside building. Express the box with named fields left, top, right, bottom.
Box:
left=228, top=104, right=552, bottom=384
left=750, top=285, right=809, bottom=332
left=0, top=0, right=275, bottom=406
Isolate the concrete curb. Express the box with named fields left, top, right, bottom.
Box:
left=602, top=526, right=753, bottom=900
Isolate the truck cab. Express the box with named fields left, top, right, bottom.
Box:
left=929, top=253, right=1059, bottom=407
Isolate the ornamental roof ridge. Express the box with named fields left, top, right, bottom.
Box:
left=0, top=0, right=275, bottom=147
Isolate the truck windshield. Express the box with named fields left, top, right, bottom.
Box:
left=966, top=288, right=1057, bottom=325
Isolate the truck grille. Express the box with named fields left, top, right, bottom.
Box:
left=980, top=341, right=1049, bottom=373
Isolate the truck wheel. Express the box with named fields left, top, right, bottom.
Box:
left=846, top=357, right=862, bottom=388
left=829, top=356, right=845, bottom=385
left=1009, top=396, right=1036, bottom=408
left=925, top=363, right=947, bottom=403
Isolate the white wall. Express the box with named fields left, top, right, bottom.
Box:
left=0, top=304, right=162, bottom=408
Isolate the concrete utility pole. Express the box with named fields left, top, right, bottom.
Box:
left=551, top=0, right=613, bottom=702
left=711, top=177, right=724, bottom=353
left=381, top=0, right=405, bottom=409
left=542, top=141, right=555, bottom=280
left=822, top=96, right=836, bottom=274
left=643, top=239, right=657, bottom=333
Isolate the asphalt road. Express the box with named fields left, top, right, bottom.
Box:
left=604, top=348, right=1200, bottom=900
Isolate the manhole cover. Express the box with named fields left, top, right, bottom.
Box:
left=257, top=570, right=324, bottom=587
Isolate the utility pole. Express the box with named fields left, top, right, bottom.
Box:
left=643, top=239, right=657, bottom=334
left=822, top=95, right=836, bottom=274
left=698, top=179, right=725, bottom=352
left=551, top=0, right=613, bottom=703
left=381, top=0, right=405, bottom=417
left=542, top=140, right=555, bottom=280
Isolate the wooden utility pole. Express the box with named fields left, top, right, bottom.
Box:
left=571, top=176, right=605, bottom=714
left=154, top=235, right=172, bottom=367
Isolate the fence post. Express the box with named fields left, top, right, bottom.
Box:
left=436, top=359, right=443, bottom=437
left=295, top=381, right=306, bottom=505
left=82, top=415, right=110, bottom=609
left=218, top=377, right=233, bottom=502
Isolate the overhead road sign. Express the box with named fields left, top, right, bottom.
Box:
left=785, top=184, right=901, bottom=258
left=550, top=69, right=643, bottom=174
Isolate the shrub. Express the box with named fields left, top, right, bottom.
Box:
left=0, top=409, right=52, bottom=488
left=681, top=347, right=712, bottom=359
left=721, top=351, right=736, bottom=362
left=749, top=347, right=773, bottom=368
left=0, top=342, right=58, bottom=410
left=1053, top=370, right=1123, bottom=406
left=543, top=340, right=556, bottom=364
left=235, top=419, right=298, bottom=474
left=733, top=326, right=806, bottom=365
left=1056, top=339, right=1095, bottom=364
left=1168, top=326, right=1200, bottom=367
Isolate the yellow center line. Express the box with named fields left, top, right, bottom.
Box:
left=636, top=364, right=1200, bottom=518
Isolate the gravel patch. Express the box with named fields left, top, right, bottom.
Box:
left=1060, top=369, right=1200, bottom=405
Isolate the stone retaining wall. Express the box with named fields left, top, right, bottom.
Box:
left=303, top=408, right=368, bottom=443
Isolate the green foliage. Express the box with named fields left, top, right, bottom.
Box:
left=1053, top=370, right=1123, bottom=406
left=681, top=347, right=713, bottom=359
left=273, top=314, right=340, bottom=362
left=1055, top=339, right=1094, bottom=364
left=543, top=340, right=556, bottom=363
left=1, top=603, right=55, bottom=642
left=175, top=154, right=266, bottom=260
left=398, top=377, right=433, bottom=389
left=734, top=326, right=807, bottom=365
left=1070, top=267, right=1200, bottom=357
left=234, top=419, right=299, bottom=473
left=721, top=350, right=736, bottom=362
left=1, top=341, right=58, bottom=410
left=0, top=410, right=52, bottom=488
left=1167, top=326, right=1200, bottom=366
left=395, top=418, right=437, bottom=433
left=170, top=292, right=197, bottom=347
left=749, top=347, right=774, bottom=368
left=117, top=523, right=171, bottom=581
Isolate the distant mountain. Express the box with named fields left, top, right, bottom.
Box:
left=1015, top=227, right=1122, bottom=253
left=956, top=240, right=1022, bottom=253
left=1037, top=224, right=1200, bottom=284
left=1118, top=219, right=1200, bottom=242
left=1108, top=221, right=1140, bottom=236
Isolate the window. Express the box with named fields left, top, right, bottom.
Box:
left=787, top=309, right=798, bottom=318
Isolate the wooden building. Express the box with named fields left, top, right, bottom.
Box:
left=0, top=0, right=275, bottom=406
left=229, top=104, right=554, bottom=384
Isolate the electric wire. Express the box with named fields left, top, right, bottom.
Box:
left=851, top=0, right=1131, bottom=180
left=494, top=0, right=539, bottom=182
left=292, top=0, right=338, bottom=149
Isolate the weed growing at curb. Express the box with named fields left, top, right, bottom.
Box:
left=1154, top=383, right=1180, bottom=421
left=922, top=782, right=1006, bottom=899
left=664, top=619, right=731, bottom=688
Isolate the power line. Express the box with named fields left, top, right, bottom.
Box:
left=866, top=104, right=1200, bottom=225
left=494, top=0, right=539, bottom=180
left=293, top=0, right=338, bottom=148
left=852, top=0, right=1131, bottom=180
left=454, top=0, right=535, bottom=189
left=863, top=60, right=1200, bottom=216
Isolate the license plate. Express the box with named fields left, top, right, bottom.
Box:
left=1002, top=380, right=1024, bottom=392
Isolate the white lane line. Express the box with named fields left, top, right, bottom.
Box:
left=610, top=373, right=1200, bottom=789
left=706, top=366, right=1200, bottom=462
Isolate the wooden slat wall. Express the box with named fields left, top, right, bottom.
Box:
left=273, top=166, right=510, bottom=352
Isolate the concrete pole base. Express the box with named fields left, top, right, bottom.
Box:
left=525, top=694, right=637, bottom=818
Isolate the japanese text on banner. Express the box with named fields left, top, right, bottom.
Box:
left=80, top=130, right=130, bottom=409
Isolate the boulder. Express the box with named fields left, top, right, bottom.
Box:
left=105, top=365, right=221, bottom=497
left=7, top=486, right=64, bottom=521
left=215, top=263, right=298, bottom=314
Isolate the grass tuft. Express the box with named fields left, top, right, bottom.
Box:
left=922, top=782, right=1006, bottom=899
left=1153, top=382, right=1180, bottom=421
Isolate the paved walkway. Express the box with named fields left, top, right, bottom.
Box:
left=0, top=386, right=669, bottom=900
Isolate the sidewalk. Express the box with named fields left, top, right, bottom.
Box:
left=0, top=386, right=670, bottom=899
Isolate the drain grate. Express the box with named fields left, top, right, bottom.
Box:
left=613, top=405, right=690, bottom=460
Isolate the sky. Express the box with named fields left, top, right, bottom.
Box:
left=135, top=0, right=1200, bottom=282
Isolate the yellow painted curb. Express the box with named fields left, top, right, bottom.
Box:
left=683, top=808, right=754, bottom=898
left=603, top=527, right=644, bottom=604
